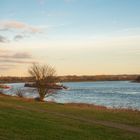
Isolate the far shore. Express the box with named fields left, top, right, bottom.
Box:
left=0, top=74, right=140, bottom=83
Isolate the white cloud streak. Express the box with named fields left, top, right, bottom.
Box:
left=0, top=20, right=41, bottom=33
left=0, top=51, right=36, bottom=71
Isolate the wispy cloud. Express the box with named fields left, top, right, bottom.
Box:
left=0, top=59, right=35, bottom=64
left=0, top=51, right=36, bottom=71
left=0, top=20, right=41, bottom=33
left=0, top=35, right=9, bottom=43
left=0, top=20, right=67, bottom=43
left=0, top=20, right=42, bottom=42
left=12, top=52, right=32, bottom=59
left=14, top=34, right=24, bottom=41
left=0, top=52, right=32, bottom=59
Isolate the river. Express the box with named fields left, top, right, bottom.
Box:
left=2, top=81, right=140, bottom=110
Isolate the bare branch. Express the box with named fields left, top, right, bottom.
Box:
left=28, top=63, right=56, bottom=101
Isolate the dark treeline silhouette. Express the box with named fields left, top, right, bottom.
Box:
left=134, top=76, right=140, bottom=83
left=0, top=76, right=32, bottom=83
left=0, top=75, right=140, bottom=83
left=58, top=75, right=140, bottom=82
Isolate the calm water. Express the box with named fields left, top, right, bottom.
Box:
left=2, top=81, right=140, bottom=110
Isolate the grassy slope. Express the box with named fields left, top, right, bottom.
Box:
left=0, top=94, right=140, bottom=140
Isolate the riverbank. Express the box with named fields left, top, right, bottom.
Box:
left=0, top=94, right=140, bottom=140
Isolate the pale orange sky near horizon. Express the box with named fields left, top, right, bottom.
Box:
left=1, top=36, right=140, bottom=76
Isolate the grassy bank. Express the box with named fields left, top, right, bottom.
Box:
left=0, top=94, right=140, bottom=140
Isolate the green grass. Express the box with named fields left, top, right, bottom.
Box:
left=0, top=94, right=140, bottom=140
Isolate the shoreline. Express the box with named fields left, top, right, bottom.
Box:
left=0, top=93, right=139, bottom=112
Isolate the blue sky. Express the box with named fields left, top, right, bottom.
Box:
left=0, top=0, right=140, bottom=76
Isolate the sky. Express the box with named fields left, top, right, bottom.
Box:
left=0, top=0, right=140, bottom=76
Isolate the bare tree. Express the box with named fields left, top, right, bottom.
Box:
left=28, top=63, right=56, bottom=101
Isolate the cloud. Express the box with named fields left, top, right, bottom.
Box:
left=0, top=20, right=41, bottom=33
left=14, top=35, right=24, bottom=41
left=0, top=20, right=42, bottom=42
left=0, top=59, right=35, bottom=64
left=0, top=51, right=36, bottom=72
left=0, top=35, right=9, bottom=43
left=0, top=59, right=35, bottom=71
left=0, top=51, right=35, bottom=68
left=12, top=52, right=32, bottom=59
left=0, top=52, right=32, bottom=59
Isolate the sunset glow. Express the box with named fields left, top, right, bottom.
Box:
left=0, top=0, right=140, bottom=76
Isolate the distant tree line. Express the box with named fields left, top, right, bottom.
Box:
left=0, top=75, right=140, bottom=83
left=58, top=75, right=140, bottom=82
left=0, top=76, right=32, bottom=83
left=134, top=76, right=140, bottom=83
